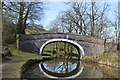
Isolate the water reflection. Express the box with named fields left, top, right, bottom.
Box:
left=42, top=42, right=81, bottom=59
left=39, top=59, right=84, bottom=79
left=21, top=59, right=117, bottom=79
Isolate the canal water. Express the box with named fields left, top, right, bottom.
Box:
left=22, top=58, right=118, bottom=79
left=22, top=42, right=119, bottom=79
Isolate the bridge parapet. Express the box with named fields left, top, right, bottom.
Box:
left=19, top=33, right=104, bottom=44
left=19, top=33, right=104, bottom=55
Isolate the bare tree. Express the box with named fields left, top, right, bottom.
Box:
left=58, top=10, right=75, bottom=33
left=49, top=2, right=109, bottom=38
left=2, top=2, right=19, bottom=23
left=2, top=2, right=44, bottom=34
left=111, top=18, right=118, bottom=43
left=2, top=2, right=19, bottom=45
left=16, top=2, right=44, bottom=34
left=49, top=20, right=60, bottom=33
left=84, top=2, right=109, bottom=37
left=111, top=4, right=120, bottom=49
left=2, top=2, right=44, bottom=46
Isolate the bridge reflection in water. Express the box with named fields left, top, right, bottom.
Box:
left=21, top=58, right=116, bottom=79
left=38, top=39, right=85, bottom=79
left=21, top=39, right=117, bottom=79
left=39, top=59, right=83, bottom=79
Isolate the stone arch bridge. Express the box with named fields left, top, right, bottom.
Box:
left=18, top=33, right=105, bottom=56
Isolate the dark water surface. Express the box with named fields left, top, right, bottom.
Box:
left=22, top=59, right=119, bottom=79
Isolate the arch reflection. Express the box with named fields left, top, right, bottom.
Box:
left=39, top=59, right=84, bottom=79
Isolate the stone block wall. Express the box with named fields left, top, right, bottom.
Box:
left=104, top=42, right=117, bottom=53
left=19, top=33, right=105, bottom=55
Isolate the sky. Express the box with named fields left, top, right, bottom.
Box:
left=41, top=2, right=118, bottom=30
left=41, top=2, right=69, bottom=29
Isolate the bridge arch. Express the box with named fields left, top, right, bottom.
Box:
left=39, top=39, right=85, bottom=59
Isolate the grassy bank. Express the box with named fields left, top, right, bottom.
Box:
left=82, top=51, right=119, bottom=78
left=2, top=44, right=43, bottom=78
left=83, top=62, right=119, bottom=78
left=83, top=51, right=119, bottom=68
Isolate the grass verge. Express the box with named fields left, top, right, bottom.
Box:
left=82, top=51, right=119, bottom=78
left=2, top=44, right=43, bottom=78
left=83, top=51, right=119, bottom=68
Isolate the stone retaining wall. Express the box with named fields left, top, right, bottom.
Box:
left=19, top=33, right=105, bottom=55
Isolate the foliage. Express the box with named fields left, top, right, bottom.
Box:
left=2, top=18, right=16, bottom=46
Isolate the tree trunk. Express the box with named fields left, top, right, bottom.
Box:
left=23, top=3, right=32, bottom=34
left=16, top=2, right=24, bottom=34
left=117, top=31, right=120, bottom=50
left=91, top=2, right=95, bottom=37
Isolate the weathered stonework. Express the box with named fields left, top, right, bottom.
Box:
left=19, top=33, right=105, bottom=55
left=104, top=42, right=117, bottom=53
